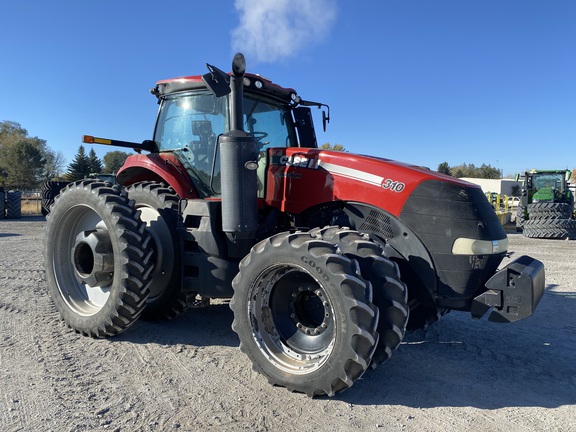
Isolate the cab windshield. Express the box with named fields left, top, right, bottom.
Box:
left=154, top=90, right=296, bottom=196
left=532, top=173, right=564, bottom=192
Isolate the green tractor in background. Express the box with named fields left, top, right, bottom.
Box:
left=515, top=169, right=575, bottom=239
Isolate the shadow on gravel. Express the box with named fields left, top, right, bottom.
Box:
left=111, top=285, right=575, bottom=410
left=114, top=303, right=238, bottom=348
left=338, top=289, right=576, bottom=409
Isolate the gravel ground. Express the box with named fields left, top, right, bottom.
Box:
left=0, top=216, right=574, bottom=431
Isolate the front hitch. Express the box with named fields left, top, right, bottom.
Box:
left=471, top=255, right=545, bottom=323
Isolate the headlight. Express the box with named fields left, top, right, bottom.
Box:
left=452, top=237, right=509, bottom=255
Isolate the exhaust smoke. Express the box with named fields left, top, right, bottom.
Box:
left=231, top=0, right=337, bottom=63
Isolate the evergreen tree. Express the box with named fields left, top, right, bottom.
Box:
left=88, top=148, right=103, bottom=173
left=437, top=162, right=452, bottom=176
left=66, top=145, right=91, bottom=180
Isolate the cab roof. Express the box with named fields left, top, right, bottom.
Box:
left=152, top=73, right=297, bottom=104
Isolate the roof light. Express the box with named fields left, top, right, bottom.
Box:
left=254, top=80, right=263, bottom=89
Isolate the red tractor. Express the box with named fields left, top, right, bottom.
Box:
left=44, top=54, right=545, bottom=397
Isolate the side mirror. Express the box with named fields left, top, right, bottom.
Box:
left=202, top=63, right=231, bottom=97
left=322, top=107, right=330, bottom=132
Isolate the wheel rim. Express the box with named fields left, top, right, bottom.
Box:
left=250, top=265, right=335, bottom=374
left=136, top=205, right=175, bottom=301
left=52, top=205, right=113, bottom=316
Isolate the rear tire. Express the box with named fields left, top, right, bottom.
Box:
left=41, top=181, right=70, bottom=216
left=516, top=205, right=526, bottom=230
left=309, top=227, right=408, bottom=369
left=126, top=181, right=187, bottom=321
left=230, top=231, right=378, bottom=397
left=44, top=180, right=154, bottom=337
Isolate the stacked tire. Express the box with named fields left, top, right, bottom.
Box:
left=523, top=202, right=576, bottom=239
left=41, top=181, right=70, bottom=216
left=0, top=189, right=22, bottom=219
left=5, top=190, right=22, bottom=219
left=515, top=205, right=526, bottom=231
left=0, top=188, right=4, bottom=219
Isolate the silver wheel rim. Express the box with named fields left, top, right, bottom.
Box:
left=249, top=265, right=336, bottom=374
left=52, top=205, right=113, bottom=316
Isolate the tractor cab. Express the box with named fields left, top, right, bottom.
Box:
left=528, top=170, right=570, bottom=203
left=153, top=87, right=298, bottom=197
left=150, top=69, right=325, bottom=199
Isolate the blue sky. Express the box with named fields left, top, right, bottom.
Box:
left=1, top=0, right=574, bottom=177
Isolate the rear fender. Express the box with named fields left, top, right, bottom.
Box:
left=116, top=153, right=197, bottom=198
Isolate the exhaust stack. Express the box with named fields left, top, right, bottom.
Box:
left=204, top=54, right=258, bottom=253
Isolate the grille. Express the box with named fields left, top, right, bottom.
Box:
left=359, top=209, right=394, bottom=239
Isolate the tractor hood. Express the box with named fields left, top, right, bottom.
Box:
left=266, top=147, right=508, bottom=309
left=266, top=147, right=475, bottom=216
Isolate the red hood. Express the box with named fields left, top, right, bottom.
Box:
left=265, top=148, right=477, bottom=216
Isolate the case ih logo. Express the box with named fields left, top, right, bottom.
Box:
left=278, top=155, right=320, bottom=169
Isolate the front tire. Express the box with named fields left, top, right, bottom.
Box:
left=44, top=180, right=154, bottom=337
left=230, top=231, right=378, bottom=397
left=310, top=227, right=408, bottom=369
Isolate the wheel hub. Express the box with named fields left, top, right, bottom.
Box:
left=72, top=230, right=114, bottom=287
left=290, top=285, right=330, bottom=336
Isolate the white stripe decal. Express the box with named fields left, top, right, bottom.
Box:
left=318, top=161, right=383, bottom=187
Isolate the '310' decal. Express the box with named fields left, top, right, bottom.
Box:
left=381, top=179, right=405, bottom=192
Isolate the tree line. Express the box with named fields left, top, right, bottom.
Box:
left=438, top=161, right=576, bottom=182
left=67, top=145, right=130, bottom=182
left=0, top=121, right=130, bottom=190
left=3, top=121, right=574, bottom=188
left=437, top=161, right=502, bottom=179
